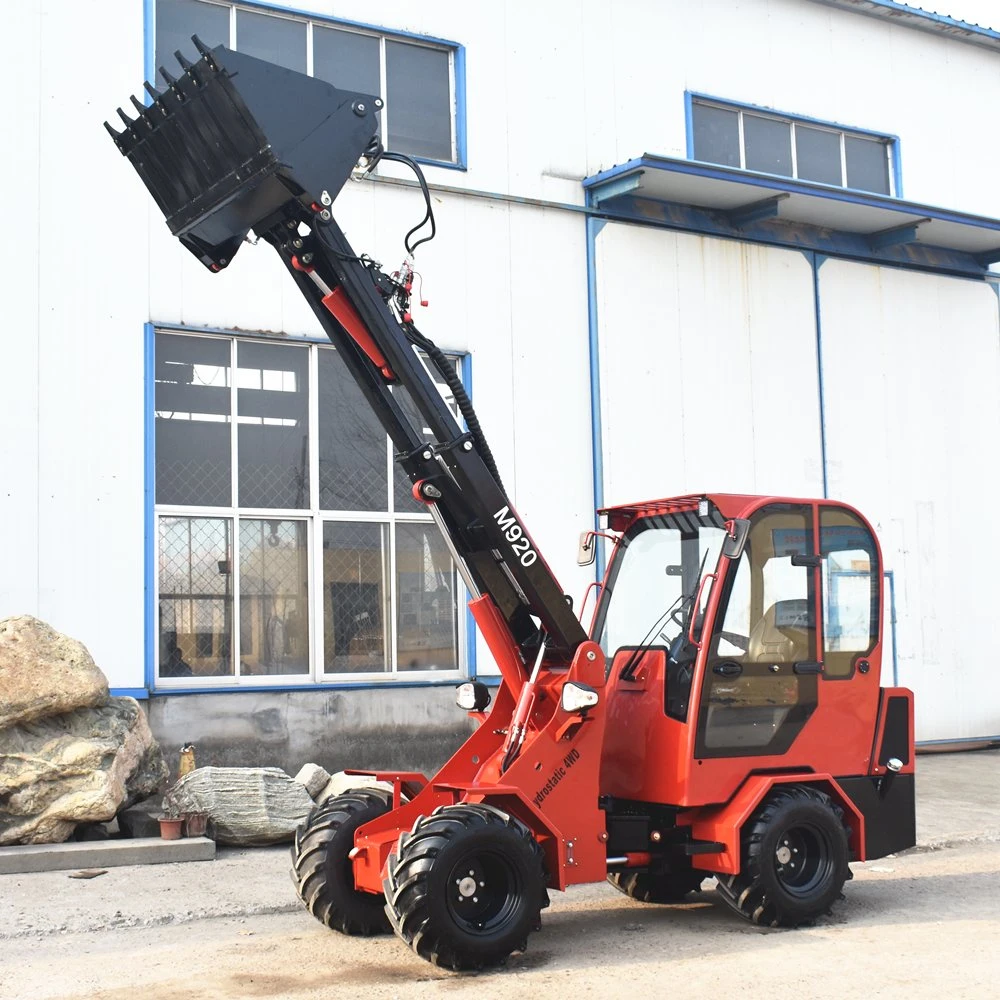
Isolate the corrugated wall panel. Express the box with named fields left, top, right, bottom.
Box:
left=0, top=4, right=43, bottom=616
left=596, top=224, right=824, bottom=507
left=31, top=0, right=149, bottom=688
left=820, top=260, right=1000, bottom=741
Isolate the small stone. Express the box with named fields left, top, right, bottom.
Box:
left=292, top=763, right=331, bottom=800
left=317, top=771, right=393, bottom=805
left=68, top=869, right=108, bottom=880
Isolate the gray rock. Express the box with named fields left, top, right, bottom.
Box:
left=0, top=697, right=169, bottom=846
left=292, top=762, right=331, bottom=800
left=0, top=616, right=109, bottom=728
left=163, top=767, right=314, bottom=846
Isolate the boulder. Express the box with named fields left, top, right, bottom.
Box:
left=163, top=766, right=314, bottom=846
left=292, top=762, right=331, bottom=800
left=0, top=615, right=109, bottom=728
left=0, top=697, right=168, bottom=845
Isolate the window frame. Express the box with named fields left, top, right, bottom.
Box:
left=148, top=324, right=472, bottom=692
left=685, top=92, right=902, bottom=198
left=147, top=0, right=467, bottom=170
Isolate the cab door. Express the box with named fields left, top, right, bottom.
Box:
left=694, top=503, right=820, bottom=758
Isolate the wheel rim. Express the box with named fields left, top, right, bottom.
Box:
left=772, top=822, right=835, bottom=897
left=445, top=850, right=522, bottom=934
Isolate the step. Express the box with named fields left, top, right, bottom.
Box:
left=0, top=836, right=215, bottom=875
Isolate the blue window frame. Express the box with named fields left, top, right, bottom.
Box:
left=146, top=324, right=474, bottom=692
left=686, top=93, right=901, bottom=198
left=149, top=0, right=467, bottom=169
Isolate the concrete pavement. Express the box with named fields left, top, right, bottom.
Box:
left=913, top=747, right=1000, bottom=847
left=0, top=748, right=996, bottom=941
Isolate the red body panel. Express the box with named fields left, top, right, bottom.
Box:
left=677, top=773, right=866, bottom=873
left=351, top=630, right=610, bottom=893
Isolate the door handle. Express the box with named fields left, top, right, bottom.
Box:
left=793, top=661, right=824, bottom=675
left=713, top=661, right=743, bottom=678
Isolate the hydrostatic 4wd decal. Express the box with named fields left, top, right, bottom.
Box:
left=494, top=505, right=538, bottom=567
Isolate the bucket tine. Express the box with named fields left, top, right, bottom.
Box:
left=129, top=94, right=147, bottom=115
left=106, top=44, right=381, bottom=272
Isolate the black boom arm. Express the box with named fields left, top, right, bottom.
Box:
left=106, top=41, right=586, bottom=664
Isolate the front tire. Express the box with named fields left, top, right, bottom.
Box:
left=715, top=785, right=850, bottom=928
left=383, top=803, right=548, bottom=970
left=291, top=788, right=392, bottom=935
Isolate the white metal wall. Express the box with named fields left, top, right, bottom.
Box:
left=4, top=0, right=1000, bottom=726
left=595, top=224, right=824, bottom=505
left=0, top=1, right=149, bottom=689
left=819, top=260, right=1000, bottom=741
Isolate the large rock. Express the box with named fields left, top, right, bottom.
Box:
left=0, top=697, right=168, bottom=845
left=0, top=615, right=109, bottom=728
left=164, top=767, right=314, bottom=846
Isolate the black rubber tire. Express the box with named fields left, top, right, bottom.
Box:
left=608, top=868, right=706, bottom=903
left=715, top=785, right=850, bottom=928
left=383, top=803, right=549, bottom=971
left=291, top=788, right=392, bottom=935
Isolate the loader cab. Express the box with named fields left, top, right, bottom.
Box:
left=595, top=495, right=884, bottom=807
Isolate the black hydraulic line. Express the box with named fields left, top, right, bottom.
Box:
left=403, top=320, right=505, bottom=493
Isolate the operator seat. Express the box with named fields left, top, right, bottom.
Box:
left=746, top=599, right=810, bottom=664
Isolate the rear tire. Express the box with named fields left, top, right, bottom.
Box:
left=383, top=803, right=548, bottom=970
left=715, top=785, right=849, bottom=928
left=608, top=868, right=706, bottom=903
left=291, top=788, right=392, bottom=935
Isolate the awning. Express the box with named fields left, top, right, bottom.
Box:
left=583, top=155, right=1000, bottom=277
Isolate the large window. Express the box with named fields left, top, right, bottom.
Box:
left=154, top=0, right=462, bottom=164
left=154, top=330, right=464, bottom=686
left=690, top=96, right=897, bottom=196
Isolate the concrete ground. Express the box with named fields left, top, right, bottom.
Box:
left=0, top=749, right=997, bottom=998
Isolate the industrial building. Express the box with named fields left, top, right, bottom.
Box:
left=4, top=0, right=999, bottom=769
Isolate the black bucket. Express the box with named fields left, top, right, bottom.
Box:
left=106, top=38, right=380, bottom=270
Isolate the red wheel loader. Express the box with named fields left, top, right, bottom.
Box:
left=107, top=42, right=915, bottom=971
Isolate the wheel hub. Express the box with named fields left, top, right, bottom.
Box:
left=458, top=875, right=478, bottom=898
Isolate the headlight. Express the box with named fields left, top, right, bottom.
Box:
left=455, top=681, right=491, bottom=712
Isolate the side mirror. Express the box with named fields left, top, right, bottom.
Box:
left=561, top=681, right=599, bottom=714
left=577, top=531, right=596, bottom=567
left=455, top=681, right=491, bottom=712
left=722, top=518, right=750, bottom=561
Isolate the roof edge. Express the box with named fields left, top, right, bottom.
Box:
left=804, top=0, right=1000, bottom=51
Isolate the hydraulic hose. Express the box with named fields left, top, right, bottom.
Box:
left=403, top=320, right=506, bottom=494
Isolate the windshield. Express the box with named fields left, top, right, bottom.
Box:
left=593, top=512, right=727, bottom=655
